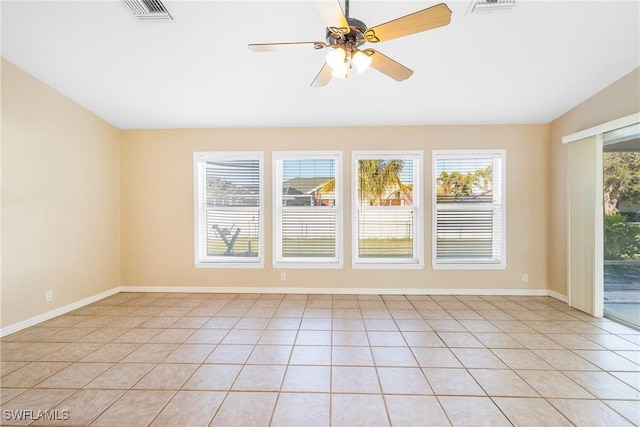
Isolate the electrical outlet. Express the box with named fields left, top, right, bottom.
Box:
left=45, top=291, right=53, bottom=303
left=280, top=273, right=286, bottom=281
left=521, top=274, right=529, bottom=283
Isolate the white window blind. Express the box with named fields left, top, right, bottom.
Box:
left=567, top=136, right=603, bottom=316
left=433, top=150, right=506, bottom=269
left=274, top=152, right=342, bottom=267
left=353, top=151, right=423, bottom=268
left=194, top=152, right=263, bottom=267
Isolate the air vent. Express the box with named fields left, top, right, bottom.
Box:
left=469, top=0, right=515, bottom=14
left=122, top=0, right=173, bottom=20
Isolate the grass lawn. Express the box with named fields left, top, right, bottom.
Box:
left=207, top=237, right=415, bottom=257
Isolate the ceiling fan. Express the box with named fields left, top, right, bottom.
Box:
left=248, top=0, right=452, bottom=87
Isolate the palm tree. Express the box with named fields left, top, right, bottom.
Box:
left=357, top=159, right=411, bottom=206
left=437, top=171, right=450, bottom=196
left=474, top=165, right=493, bottom=193
left=448, top=171, right=475, bottom=197
left=317, top=159, right=411, bottom=206
left=316, top=177, right=335, bottom=200
left=438, top=170, right=480, bottom=199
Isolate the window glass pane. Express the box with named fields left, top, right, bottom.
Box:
left=353, top=153, right=421, bottom=266
left=204, top=159, right=260, bottom=259
left=434, top=152, right=504, bottom=265
left=357, top=159, right=413, bottom=206
left=206, top=160, right=260, bottom=207
left=436, top=157, right=494, bottom=203
left=436, top=209, right=493, bottom=259
left=282, top=209, right=336, bottom=257
left=358, top=210, right=414, bottom=258
left=206, top=210, right=259, bottom=257
left=282, top=159, right=335, bottom=207
left=275, top=155, right=340, bottom=264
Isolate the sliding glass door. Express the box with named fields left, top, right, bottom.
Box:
left=603, top=123, right=640, bottom=328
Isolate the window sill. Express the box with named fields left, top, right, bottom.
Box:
left=433, top=263, right=506, bottom=270
left=352, top=262, right=424, bottom=270
left=195, top=261, right=264, bottom=269
left=274, top=262, right=343, bottom=269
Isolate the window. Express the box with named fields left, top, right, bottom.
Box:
left=433, top=150, right=506, bottom=269
left=352, top=151, right=423, bottom=268
left=274, top=152, right=342, bottom=268
left=194, top=152, right=263, bottom=267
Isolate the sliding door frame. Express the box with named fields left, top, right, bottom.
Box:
left=563, top=112, right=640, bottom=317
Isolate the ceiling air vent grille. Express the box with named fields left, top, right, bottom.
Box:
left=469, top=0, right=515, bottom=14
left=122, top=0, right=173, bottom=20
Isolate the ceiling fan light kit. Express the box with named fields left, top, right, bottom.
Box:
left=351, top=50, right=372, bottom=73
left=326, top=48, right=372, bottom=79
left=248, top=0, right=452, bottom=87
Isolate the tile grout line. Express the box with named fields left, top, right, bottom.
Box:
left=1, top=292, right=637, bottom=426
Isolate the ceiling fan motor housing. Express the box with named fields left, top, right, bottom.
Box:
left=325, top=17, right=367, bottom=51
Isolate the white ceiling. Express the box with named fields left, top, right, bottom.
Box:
left=2, top=0, right=639, bottom=129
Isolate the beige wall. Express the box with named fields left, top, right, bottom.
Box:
left=548, top=67, right=640, bottom=296
left=121, top=125, right=549, bottom=291
left=1, top=59, right=121, bottom=327
left=3, top=57, right=634, bottom=329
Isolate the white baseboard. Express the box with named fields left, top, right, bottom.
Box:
left=1, top=285, right=568, bottom=337
left=548, top=290, right=568, bottom=303
left=119, top=285, right=556, bottom=297
left=0, top=287, right=121, bottom=338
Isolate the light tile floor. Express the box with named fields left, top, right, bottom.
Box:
left=1, top=293, right=639, bottom=426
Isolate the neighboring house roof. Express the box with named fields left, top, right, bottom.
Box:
left=283, top=177, right=333, bottom=194
left=282, top=186, right=309, bottom=196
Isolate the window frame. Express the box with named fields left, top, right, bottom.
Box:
left=432, top=149, right=507, bottom=270
left=273, top=151, right=343, bottom=269
left=352, top=150, right=424, bottom=269
left=193, top=151, right=264, bottom=268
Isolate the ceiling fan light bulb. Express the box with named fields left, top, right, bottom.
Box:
left=352, top=51, right=372, bottom=73
left=331, top=67, right=348, bottom=79
left=326, top=47, right=346, bottom=70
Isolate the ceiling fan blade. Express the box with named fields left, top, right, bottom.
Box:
left=364, top=3, right=452, bottom=43
left=311, top=62, right=333, bottom=87
left=363, top=49, right=413, bottom=82
left=313, top=0, right=349, bottom=34
left=248, top=42, right=327, bottom=52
